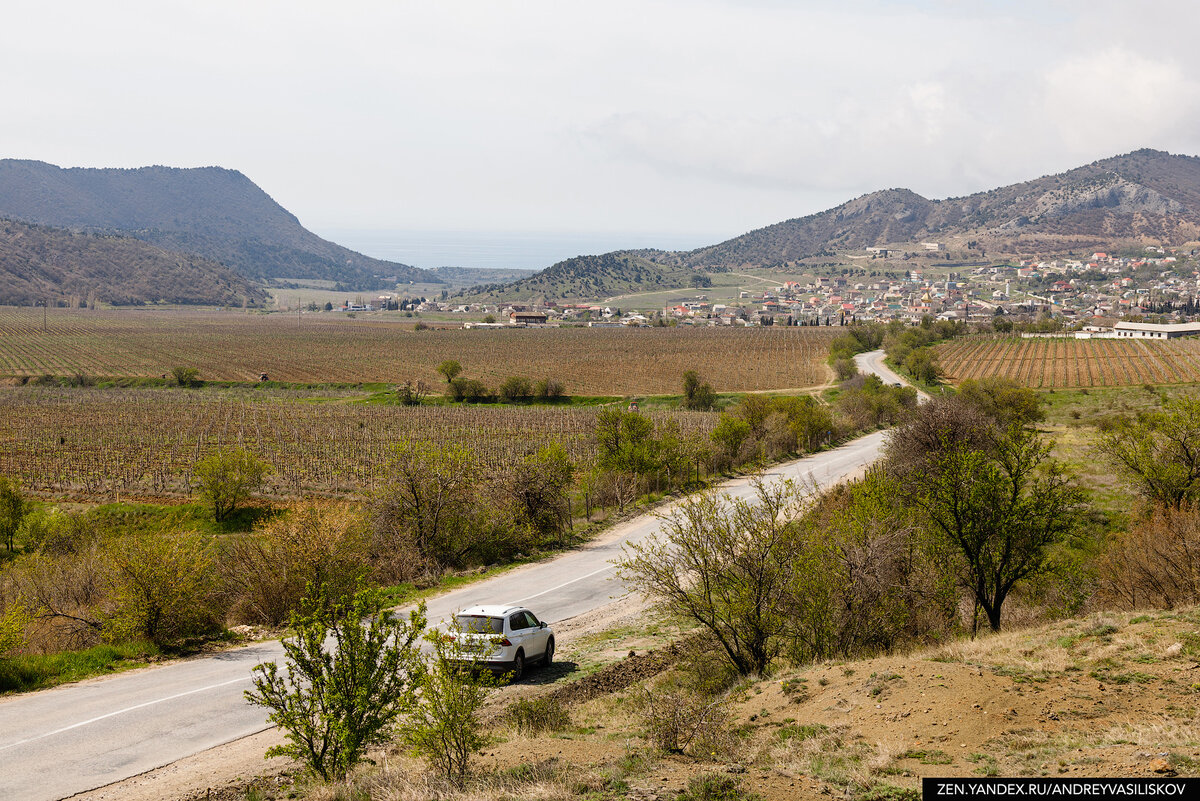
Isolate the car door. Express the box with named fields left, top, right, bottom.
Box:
left=507, top=613, right=532, bottom=656
left=522, top=611, right=549, bottom=658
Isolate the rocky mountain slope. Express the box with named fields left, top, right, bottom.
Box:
left=0, top=218, right=267, bottom=307
left=472, top=149, right=1200, bottom=300
left=688, top=149, right=1200, bottom=267
left=0, top=160, right=433, bottom=290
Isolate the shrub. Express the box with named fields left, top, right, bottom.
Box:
left=637, top=685, right=736, bottom=758
left=223, top=504, right=370, bottom=626
left=505, top=697, right=570, bottom=734
left=192, top=446, right=271, bottom=522
left=402, top=627, right=494, bottom=788
left=499, top=376, right=533, bottom=403
left=170, top=366, right=200, bottom=387
left=676, top=774, right=761, bottom=801
left=245, top=588, right=426, bottom=781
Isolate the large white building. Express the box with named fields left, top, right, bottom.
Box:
left=1112, top=321, right=1200, bottom=339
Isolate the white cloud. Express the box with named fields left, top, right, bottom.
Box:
left=2, top=0, right=1200, bottom=238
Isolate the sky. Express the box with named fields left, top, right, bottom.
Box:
left=5, top=0, right=1200, bottom=259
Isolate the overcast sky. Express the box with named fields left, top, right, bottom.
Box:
left=5, top=0, right=1200, bottom=249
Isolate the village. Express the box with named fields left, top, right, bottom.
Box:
left=330, top=243, right=1200, bottom=336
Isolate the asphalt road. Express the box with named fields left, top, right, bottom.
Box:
left=0, top=350, right=899, bottom=801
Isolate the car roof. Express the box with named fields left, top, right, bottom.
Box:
left=455, top=604, right=528, bottom=617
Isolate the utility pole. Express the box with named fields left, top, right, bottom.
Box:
left=43, top=298, right=47, bottom=332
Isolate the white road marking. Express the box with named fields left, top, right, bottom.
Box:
left=0, top=676, right=253, bottom=753
left=512, top=564, right=616, bottom=604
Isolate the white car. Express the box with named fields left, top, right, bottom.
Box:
left=447, top=604, right=555, bottom=680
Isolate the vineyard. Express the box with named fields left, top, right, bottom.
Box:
left=0, top=386, right=719, bottom=501
left=935, top=335, right=1200, bottom=388
left=0, top=308, right=836, bottom=395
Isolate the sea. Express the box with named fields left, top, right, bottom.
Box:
left=318, top=229, right=719, bottom=272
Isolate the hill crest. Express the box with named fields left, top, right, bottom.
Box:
left=0, top=160, right=433, bottom=290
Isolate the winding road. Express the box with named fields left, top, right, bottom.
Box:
left=0, top=350, right=902, bottom=801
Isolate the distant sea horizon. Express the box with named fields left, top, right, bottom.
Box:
left=318, top=228, right=722, bottom=271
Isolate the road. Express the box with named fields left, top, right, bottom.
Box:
left=0, top=351, right=899, bottom=801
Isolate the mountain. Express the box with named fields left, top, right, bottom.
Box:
left=686, top=149, right=1200, bottom=267
left=458, top=251, right=700, bottom=302
left=467, top=149, right=1200, bottom=300
left=0, top=160, right=434, bottom=289
left=0, top=217, right=268, bottom=307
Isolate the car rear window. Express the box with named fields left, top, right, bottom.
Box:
left=455, top=615, right=504, bottom=635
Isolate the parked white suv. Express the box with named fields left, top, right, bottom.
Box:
left=447, top=604, right=555, bottom=680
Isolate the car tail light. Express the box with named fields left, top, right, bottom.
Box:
left=492, top=636, right=512, bottom=646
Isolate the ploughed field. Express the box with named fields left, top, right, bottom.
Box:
left=0, top=387, right=717, bottom=500
left=935, top=335, right=1200, bottom=388
left=0, top=307, right=835, bottom=395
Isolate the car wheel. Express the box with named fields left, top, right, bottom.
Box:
left=511, top=650, right=524, bottom=682
left=544, top=637, right=555, bottom=666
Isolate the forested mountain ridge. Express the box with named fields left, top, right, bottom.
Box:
left=0, top=217, right=268, bottom=307
left=0, top=160, right=434, bottom=289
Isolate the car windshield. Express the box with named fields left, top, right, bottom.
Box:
left=455, top=615, right=504, bottom=635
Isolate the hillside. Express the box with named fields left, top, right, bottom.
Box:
left=458, top=251, right=699, bottom=301
left=0, top=160, right=433, bottom=290
left=0, top=218, right=267, bottom=307
left=467, top=149, right=1200, bottom=300
left=686, top=149, right=1200, bottom=267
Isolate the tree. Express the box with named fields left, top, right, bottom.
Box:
left=504, top=444, right=574, bottom=541
left=192, top=447, right=271, bottom=522
left=102, top=530, right=221, bottom=646
left=681, top=370, right=717, bottom=411
left=498, top=376, right=533, bottom=403
left=401, top=625, right=493, bottom=788
left=595, top=407, right=659, bottom=476
left=617, top=478, right=808, bottom=675
left=956, top=376, right=1044, bottom=428
left=436, top=359, right=462, bottom=383
left=372, top=442, right=480, bottom=569
left=888, top=407, right=1086, bottom=632
left=245, top=587, right=426, bottom=781
left=1099, top=397, right=1200, bottom=508
left=170, top=366, right=200, bottom=388
left=0, top=476, right=27, bottom=551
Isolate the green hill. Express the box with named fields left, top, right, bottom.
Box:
left=0, top=217, right=268, bottom=307
left=0, top=160, right=435, bottom=290
left=458, top=251, right=702, bottom=302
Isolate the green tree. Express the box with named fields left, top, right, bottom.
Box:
left=956, top=376, right=1045, bottom=428
left=192, top=447, right=271, bottom=522
left=889, top=409, right=1086, bottom=632
left=595, top=407, right=659, bottom=476
left=245, top=588, right=426, bottom=782
left=1099, top=396, right=1200, bottom=508
left=498, top=376, right=533, bottom=403
left=504, top=444, right=574, bottom=541
left=682, top=370, right=718, bottom=411
left=436, top=359, right=463, bottom=383
left=102, top=530, right=221, bottom=646
left=0, top=476, right=27, bottom=551
left=617, top=479, right=807, bottom=675
left=401, top=626, right=493, bottom=788
left=904, top=347, right=940, bottom=384
left=710, top=413, right=751, bottom=462
left=170, top=366, right=200, bottom=387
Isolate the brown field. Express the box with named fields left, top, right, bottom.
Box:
left=0, top=386, right=718, bottom=501
left=936, top=335, right=1200, bottom=388
left=0, top=307, right=835, bottom=395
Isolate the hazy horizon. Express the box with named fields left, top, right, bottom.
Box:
left=320, top=228, right=724, bottom=271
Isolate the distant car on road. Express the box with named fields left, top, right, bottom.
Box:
left=446, top=604, right=555, bottom=680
